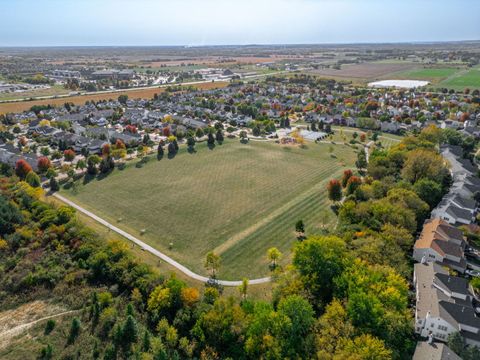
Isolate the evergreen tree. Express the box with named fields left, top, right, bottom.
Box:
left=67, top=318, right=81, bottom=345
left=142, top=330, right=151, bottom=352
left=122, top=315, right=139, bottom=349
left=216, top=129, right=224, bottom=143
left=207, top=132, right=215, bottom=146
left=157, top=143, right=164, bottom=157
left=49, top=177, right=59, bottom=192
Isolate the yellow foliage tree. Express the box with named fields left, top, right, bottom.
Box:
left=181, top=287, right=200, bottom=307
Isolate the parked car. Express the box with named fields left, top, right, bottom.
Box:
left=466, top=269, right=480, bottom=277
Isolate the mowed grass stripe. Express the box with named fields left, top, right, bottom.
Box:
left=220, top=194, right=333, bottom=278
left=61, top=140, right=357, bottom=279
left=212, top=152, right=348, bottom=255
left=219, top=172, right=344, bottom=278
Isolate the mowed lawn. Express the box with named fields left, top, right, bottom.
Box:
left=61, top=140, right=357, bottom=279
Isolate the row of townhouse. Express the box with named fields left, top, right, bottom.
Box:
left=413, top=261, right=479, bottom=358
left=412, top=139, right=480, bottom=357
left=432, top=145, right=479, bottom=225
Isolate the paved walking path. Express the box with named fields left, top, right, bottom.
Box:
left=52, top=193, right=271, bottom=286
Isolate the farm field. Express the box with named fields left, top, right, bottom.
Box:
left=60, top=139, right=357, bottom=280
left=0, top=81, right=228, bottom=115
left=307, top=61, right=417, bottom=81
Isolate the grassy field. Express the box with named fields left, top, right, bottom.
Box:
left=0, top=85, right=70, bottom=101
left=0, top=81, right=228, bottom=115
left=440, top=67, right=480, bottom=90
left=396, top=67, right=458, bottom=80
left=330, top=126, right=403, bottom=148
left=60, top=140, right=357, bottom=279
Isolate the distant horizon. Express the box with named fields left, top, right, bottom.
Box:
left=2, top=0, right=479, bottom=47
left=1, top=39, right=480, bottom=49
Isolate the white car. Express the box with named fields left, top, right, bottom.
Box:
left=466, top=269, right=480, bottom=277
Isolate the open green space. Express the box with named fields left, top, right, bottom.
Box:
left=60, top=139, right=357, bottom=279
left=397, top=67, right=458, bottom=80
left=440, top=67, right=480, bottom=90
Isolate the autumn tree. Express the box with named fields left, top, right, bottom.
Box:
left=327, top=179, right=342, bottom=203
left=15, top=159, right=32, bottom=179
left=401, top=149, right=446, bottom=184
left=345, top=176, right=362, bottom=195
left=341, top=169, right=353, bottom=188
left=102, top=143, right=111, bottom=157
left=181, top=287, right=200, bottom=307
left=63, top=149, right=75, bottom=162
left=37, top=156, right=51, bottom=173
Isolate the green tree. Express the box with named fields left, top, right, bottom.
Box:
left=267, top=247, right=282, bottom=269
left=67, top=318, right=81, bottom=345
left=277, top=295, right=315, bottom=358
left=413, top=178, right=443, bottom=209
left=118, top=95, right=128, bottom=104
left=122, top=315, right=139, bottom=350
left=0, top=195, right=23, bottom=236
left=204, top=252, right=221, bottom=277
left=293, top=236, right=348, bottom=309
left=238, top=278, right=248, bottom=300
left=44, top=319, right=55, bottom=335
left=158, top=143, right=164, bottom=157
left=39, top=344, right=53, bottom=360
left=25, top=171, right=41, bottom=188
left=295, top=219, right=305, bottom=233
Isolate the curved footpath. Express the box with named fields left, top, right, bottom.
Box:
left=52, top=193, right=271, bottom=286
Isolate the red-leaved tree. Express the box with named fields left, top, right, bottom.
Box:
left=64, top=149, right=75, bottom=161
left=102, top=143, right=111, bottom=157
left=37, top=156, right=51, bottom=173
left=15, top=159, right=32, bottom=179
left=341, top=169, right=353, bottom=188
left=346, top=176, right=362, bottom=195
left=327, top=179, right=342, bottom=203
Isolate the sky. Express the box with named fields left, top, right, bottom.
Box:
left=1, top=0, right=479, bottom=46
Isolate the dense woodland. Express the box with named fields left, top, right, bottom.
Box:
left=0, top=125, right=475, bottom=359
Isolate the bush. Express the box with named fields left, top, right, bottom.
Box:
left=44, top=319, right=56, bottom=335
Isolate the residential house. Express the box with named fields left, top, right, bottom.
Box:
left=413, top=218, right=467, bottom=273
left=414, top=262, right=480, bottom=347
left=412, top=341, right=461, bottom=360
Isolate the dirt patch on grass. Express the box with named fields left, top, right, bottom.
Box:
left=0, top=300, right=72, bottom=350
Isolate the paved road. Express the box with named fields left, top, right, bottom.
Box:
left=52, top=193, right=271, bottom=286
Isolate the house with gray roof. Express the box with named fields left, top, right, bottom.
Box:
left=414, top=262, right=480, bottom=347
left=413, top=342, right=461, bottom=360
